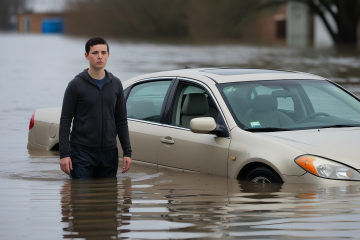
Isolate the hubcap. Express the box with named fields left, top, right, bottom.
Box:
left=252, top=176, right=271, bottom=183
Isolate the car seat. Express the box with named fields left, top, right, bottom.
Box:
left=245, top=95, right=295, bottom=128
left=181, top=93, right=209, bottom=128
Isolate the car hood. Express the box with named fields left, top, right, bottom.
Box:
left=259, top=127, right=360, bottom=170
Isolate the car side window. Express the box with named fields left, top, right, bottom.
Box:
left=170, top=83, right=219, bottom=128
left=126, top=80, right=172, bottom=123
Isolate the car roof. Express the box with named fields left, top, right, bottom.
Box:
left=123, top=68, right=327, bottom=87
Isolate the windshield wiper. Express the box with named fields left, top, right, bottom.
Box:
left=317, top=124, right=360, bottom=129
left=245, top=127, right=291, bottom=132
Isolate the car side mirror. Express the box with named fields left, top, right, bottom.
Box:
left=190, top=117, right=216, bottom=134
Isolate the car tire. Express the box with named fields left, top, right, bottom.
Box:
left=245, top=166, right=283, bottom=183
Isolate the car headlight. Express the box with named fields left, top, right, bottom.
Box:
left=295, top=155, right=360, bottom=180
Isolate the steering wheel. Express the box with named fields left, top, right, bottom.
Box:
left=296, top=112, right=330, bottom=124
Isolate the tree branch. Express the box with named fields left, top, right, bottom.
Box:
left=333, top=0, right=341, bottom=12
left=306, top=0, right=338, bottom=42
left=318, top=0, right=338, bottom=23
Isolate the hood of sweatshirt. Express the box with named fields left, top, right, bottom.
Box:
left=76, top=68, right=114, bottom=85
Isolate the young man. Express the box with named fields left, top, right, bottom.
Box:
left=59, top=37, right=132, bottom=179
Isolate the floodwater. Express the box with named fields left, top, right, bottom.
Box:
left=1, top=33, right=360, bottom=239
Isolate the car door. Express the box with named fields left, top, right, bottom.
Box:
left=157, top=78, right=230, bottom=176
left=118, top=79, right=174, bottom=164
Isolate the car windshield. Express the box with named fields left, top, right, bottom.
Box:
left=217, top=80, right=360, bottom=132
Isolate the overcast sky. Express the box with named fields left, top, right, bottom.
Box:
left=26, top=0, right=68, bottom=13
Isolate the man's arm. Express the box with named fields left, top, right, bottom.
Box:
left=59, top=81, right=78, bottom=174
left=115, top=81, right=132, bottom=172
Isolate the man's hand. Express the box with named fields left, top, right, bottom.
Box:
left=122, top=156, right=131, bottom=173
left=60, top=157, right=73, bottom=175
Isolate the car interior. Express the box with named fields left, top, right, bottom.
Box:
left=171, top=85, right=219, bottom=129
left=128, top=98, right=158, bottom=121
left=126, top=81, right=221, bottom=128
left=126, top=80, right=172, bottom=123
left=245, top=94, right=295, bottom=128
left=223, top=81, right=360, bottom=129
left=225, top=85, right=309, bottom=128
left=126, top=80, right=360, bottom=131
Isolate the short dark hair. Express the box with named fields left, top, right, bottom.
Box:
left=85, top=37, right=109, bottom=54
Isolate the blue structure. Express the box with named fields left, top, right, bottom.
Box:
left=42, top=18, right=64, bottom=34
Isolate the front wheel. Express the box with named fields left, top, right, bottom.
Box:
left=245, top=166, right=283, bottom=183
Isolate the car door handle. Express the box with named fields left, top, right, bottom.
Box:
left=160, top=138, right=175, bottom=144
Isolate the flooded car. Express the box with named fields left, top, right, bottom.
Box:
left=28, top=68, right=360, bottom=184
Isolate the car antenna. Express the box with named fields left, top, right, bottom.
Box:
left=184, top=66, right=192, bottom=69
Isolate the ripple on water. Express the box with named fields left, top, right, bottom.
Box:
left=1, top=160, right=360, bottom=239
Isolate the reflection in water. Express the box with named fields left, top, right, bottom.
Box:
left=61, top=178, right=132, bottom=239
left=239, top=180, right=282, bottom=196
left=0, top=162, right=359, bottom=239
left=225, top=181, right=360, bottom=239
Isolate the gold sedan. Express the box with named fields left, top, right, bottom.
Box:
left=28, top=68, right=360, bottom=184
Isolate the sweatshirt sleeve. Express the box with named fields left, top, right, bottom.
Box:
left=115, top=81, right=132, bottom=157
left=59, top=80, right=78, bottom=159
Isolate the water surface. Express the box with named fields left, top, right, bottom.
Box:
left=1, top=33, right=360, bottom=239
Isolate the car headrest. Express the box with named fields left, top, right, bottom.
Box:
left=253, top=95, right=277, bottom=112
left=182, top=93, right=209, bottom=115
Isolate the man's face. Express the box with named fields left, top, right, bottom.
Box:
left=85, top=44, right=109, bottom=70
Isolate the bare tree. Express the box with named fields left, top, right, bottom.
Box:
left=307, top=0, right=360, bottom=44
left=249, top=0, right=360, bottom=45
